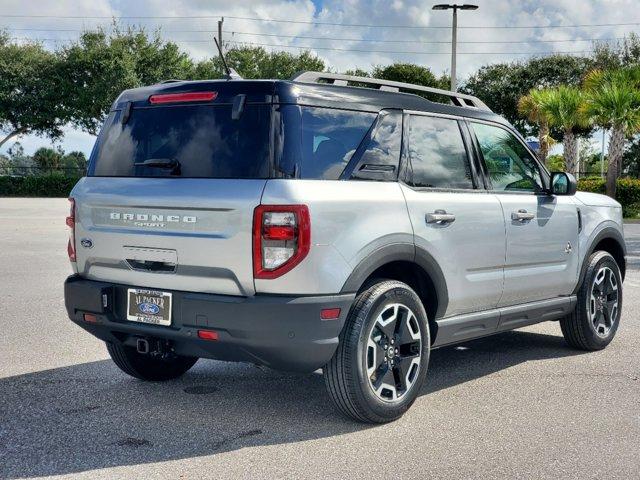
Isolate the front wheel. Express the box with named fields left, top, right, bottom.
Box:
left=560, top=251, right=623, bottom=351
left=324, top=280, right=430, bottom=423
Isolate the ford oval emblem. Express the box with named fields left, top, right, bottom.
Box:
left=139, top=303, right=160, bottom=315
left=80, top=238, right=93, bottom=249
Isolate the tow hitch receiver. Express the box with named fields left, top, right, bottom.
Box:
left=136, top=338, right=150, bottom=354
left=135, top=337, right=175, bottom=359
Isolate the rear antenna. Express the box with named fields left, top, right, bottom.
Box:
left=214, top=36, right=242, bottom=80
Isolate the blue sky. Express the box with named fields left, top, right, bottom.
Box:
left=1, top=0, right=638, bottom=157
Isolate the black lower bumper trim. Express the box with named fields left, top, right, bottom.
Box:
left=64, top=275, right=354, bottom=372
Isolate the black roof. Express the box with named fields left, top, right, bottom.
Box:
left=112, top=79, right=508, bottom=126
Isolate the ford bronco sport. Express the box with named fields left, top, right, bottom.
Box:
left=64, top=72, right=626, bottom=423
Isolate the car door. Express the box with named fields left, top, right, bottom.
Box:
left=468, top=121, right=580, bottom=307
left=401, top=112, right=506, bottom=318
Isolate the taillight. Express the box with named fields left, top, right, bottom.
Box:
left=253, top=205, right=310, bottom=279
left=66, top=197, right=76, bottom=262
left=148, top=91, right=218, bottom=104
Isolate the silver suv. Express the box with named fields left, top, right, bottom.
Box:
left=64, top=72, right=626, bottom=423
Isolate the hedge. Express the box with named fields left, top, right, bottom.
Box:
left=578, top=177, right=640, bottom=218
left=0, top=173, right=82, bottom=197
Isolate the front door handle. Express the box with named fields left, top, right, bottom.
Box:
left=511, top=209, right=535, bottom=222
left=426, top=210, right=456, bottom=225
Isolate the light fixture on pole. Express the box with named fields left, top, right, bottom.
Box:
left=432, top=4, right=478, bottom=92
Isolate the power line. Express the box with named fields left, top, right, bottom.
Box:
left=224, top=31, right=622, bottom=45
left=225, top=40, right=592, bottom=56
left=1, top=13, right=639, bottom=30
left=8, top=35, right=593, bottom=55
left=1, top=27, right=624, bottom=45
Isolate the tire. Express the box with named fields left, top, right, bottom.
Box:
left=106, top=342, right=198, bottom=381
left=324, top=280, right=430, bottom=423
left=560, top=251, right=623, bottom=351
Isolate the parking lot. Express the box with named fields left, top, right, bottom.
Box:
left=1, top=197, right=639, bottom=479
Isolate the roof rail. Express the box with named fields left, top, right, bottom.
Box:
left=291, top=71, right=491, bottom=112
left=160, top=79, right=183, bottom=84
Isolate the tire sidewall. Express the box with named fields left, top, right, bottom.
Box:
left=352, top=282, right=430, bottom=420
left=578, top=252, right=623, bottom=348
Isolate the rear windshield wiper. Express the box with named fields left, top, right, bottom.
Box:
left=133, top=158, right=181, bottom=175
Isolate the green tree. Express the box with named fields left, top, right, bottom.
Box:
left=60, top=27, right=195, bottom=134
left=193, top=46, right=325, bottom=80
left=583, top=67, right=640, bottom=197
left=6, top=142, right=37, bottom=176
left=592, top=33, right=640, bottom=70
left=546, top=154, right=565, bottom=172
left=32, top=147, right=63, bottom=172
left=623, top=135, right=640, bottom=178
left=62, top=151, right=87, bottom=173
left=372, top=63, right=449, bottom=90
left=539, top=86, right=588, bottom=176
left=518, top=88, right=554, bottom=165
left=0, top=153, right=9, bottom=175
left=462, top=55, right=593, bottom=137
left=0, top=33, right=68, bottom=148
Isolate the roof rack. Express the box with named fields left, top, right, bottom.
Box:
left=291, top=71, right=491, bottom=112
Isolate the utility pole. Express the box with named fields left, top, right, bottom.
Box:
left=218, top=17, right=224, bottom=54
left=432, top=4, right=478, bottom=92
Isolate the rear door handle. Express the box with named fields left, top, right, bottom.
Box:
left=426, top=210, right=456, bottom=224
left=511, top=209, right=535, bottom=222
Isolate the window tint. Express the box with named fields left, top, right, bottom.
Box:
left=407, top=115, right=473, bottom=189
left=90, top=104, right=271, bottom=178
left=351, top=110, right=402, bottom=180
left=278, top=106, right=376, bottom=180
left=471, top=122, right=543, bottom=192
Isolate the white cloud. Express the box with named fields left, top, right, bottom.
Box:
left=0, top=0, right=635, bottom=154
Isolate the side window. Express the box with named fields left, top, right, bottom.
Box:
left=471, top=122, right=543, bottom=192
left=350, top=110, right=402, bottom=181
left=300, top=107, right=377, bottom=179
left=407, top=115, right=473, bottom=189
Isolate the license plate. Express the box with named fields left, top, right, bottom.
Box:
left=127, top=289, right=172, bottom=326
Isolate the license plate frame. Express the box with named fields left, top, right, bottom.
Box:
left=126, top=288, right=172, bottom=326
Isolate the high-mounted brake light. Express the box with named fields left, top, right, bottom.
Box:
left=253, top=205, right=310, bottom=280
left=66, top=198, right=76, bottom=262
left=148, top=91, right=218, bottom=104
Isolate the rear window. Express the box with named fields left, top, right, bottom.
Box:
left=278, top=106, right=376, bottom=180
left=89, top=104, right=271, bottom=178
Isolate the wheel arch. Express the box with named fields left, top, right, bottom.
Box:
left=340, top=243, right=449, bottom=341
left=576, top=226, right=626, bottom=294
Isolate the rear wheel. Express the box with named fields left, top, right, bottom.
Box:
left=106, top=342, right=198, bottom=381
left=560, top=251, right=622, bottom=351
left=324, top=280, right=430, bottom=423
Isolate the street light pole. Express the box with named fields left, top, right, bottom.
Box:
left=432, top=4, right=478, bottom=92
left=451, top=7, right=457, bottom=92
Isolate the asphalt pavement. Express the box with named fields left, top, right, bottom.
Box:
left=1, top=197, right=639, bottom=479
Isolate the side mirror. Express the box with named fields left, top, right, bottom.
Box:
left=550, top=172, right=577, bottom=196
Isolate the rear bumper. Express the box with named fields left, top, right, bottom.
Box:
left=64, top=275, right=354, bottom=372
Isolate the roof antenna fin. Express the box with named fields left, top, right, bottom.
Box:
left=214, top=37, right=242, bottom=80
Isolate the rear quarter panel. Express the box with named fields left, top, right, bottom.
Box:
left=257, top=180, right=413, bottom=295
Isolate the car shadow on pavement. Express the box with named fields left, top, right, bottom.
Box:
left=0, top=329, right=584, bottom=478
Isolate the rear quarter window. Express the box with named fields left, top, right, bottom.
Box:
left=278, top=106, right=376, bottom=180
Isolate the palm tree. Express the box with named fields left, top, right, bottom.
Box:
left=539, top=86, right=588, bottom=176
left=583, top=67, right=640, bottom=198
left=518, top=88, right=554, bottom=166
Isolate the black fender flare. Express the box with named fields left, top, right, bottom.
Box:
left=340, top=243, right=449, bottom=319
left=574, top=226, right=627, bottom=294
